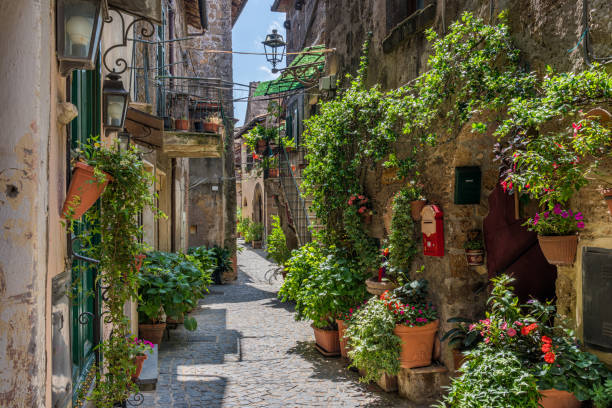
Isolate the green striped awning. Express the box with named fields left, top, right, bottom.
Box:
left=253, top=44, right=326, bottom=97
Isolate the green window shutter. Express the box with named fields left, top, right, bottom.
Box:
left=70, top=65, right=101, bottom=402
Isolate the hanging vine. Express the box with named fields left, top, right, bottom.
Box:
left=68, top=139, right=160, bottom=407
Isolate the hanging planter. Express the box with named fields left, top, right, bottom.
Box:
left=537, top=235, right=578, bottom=265
left=602, top=188, right=612, bottom=216
left=61, top=162, right=111, bottom=220
left=410, top=199, right=427, bottom=220
left=538, top=389, right=581, bottom=408
left=394, top=320, right=439, bottom=368
left=464, top=230, right=485, bottom=266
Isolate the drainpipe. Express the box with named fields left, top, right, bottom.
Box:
left=168, top=1, right=175, bottom=79
left=171, top=158, right=177, bottom=252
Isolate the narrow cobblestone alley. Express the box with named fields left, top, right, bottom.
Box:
left=142, top=241, right=415, bottom=407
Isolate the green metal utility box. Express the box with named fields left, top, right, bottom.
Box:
left=454, top=166, right=481, bottom=204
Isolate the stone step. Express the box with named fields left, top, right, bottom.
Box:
left=397, top=363, right=449, bottom=405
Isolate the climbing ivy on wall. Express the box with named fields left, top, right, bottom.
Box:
left=302, top=10, right=611, bottom=265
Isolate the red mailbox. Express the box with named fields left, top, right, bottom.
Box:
left=421, top=205, right=444, bottom=257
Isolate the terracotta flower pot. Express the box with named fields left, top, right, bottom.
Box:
left=410, top=199, right=427, bottom=220
left=175, top=119, right=189, bottom=131
left=204, top=122, right=220, bottom=133
left=538, top=389, right=581, bottom=408
left=603, top=189, right=612, bottom=216
left=465, top=249, right=484, bottom=266
left=537, top=235, right=578, bottom=265
left=138, top=323, right=166, bottom=345
left=365, top=276, right=397, bottom=296
left=336, top=319, right=350, bottom=358
left=61, top=162, right=111, bottom=220
left=393, top=320, right=439, bottom=368
left=311, top=325, right=340, bottom=354
left=268, top=168, right=279, bottom=178
left=131, top=354, right=147, bottom=381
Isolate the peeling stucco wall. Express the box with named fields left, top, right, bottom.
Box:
left=0, top=1, right=53, bottom=406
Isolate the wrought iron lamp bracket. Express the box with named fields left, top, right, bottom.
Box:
left=102, top=7, right=156, bottom=75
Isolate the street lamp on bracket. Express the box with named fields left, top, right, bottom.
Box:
left=56, top=0, right=104, bottom=76
left=262, top=29, right=286, bottom=74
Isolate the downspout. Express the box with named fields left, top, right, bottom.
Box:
left=168, top=1, right=175, bottom=79
left=171, top=158, right=177, bottom=252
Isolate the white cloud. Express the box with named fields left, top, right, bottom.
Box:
left=258, top=66, right=279, bottom=80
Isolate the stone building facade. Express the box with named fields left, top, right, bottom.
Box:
left=274, top=0, right=612, bottom=402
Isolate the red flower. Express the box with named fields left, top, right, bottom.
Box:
left=252, top=153, right=259, bottom=160
left=358, top=195, right=365, bottom=200
left=358, top=206, right=366, bottom=214
left=541, top=343, right=553, bottom=353
left=541, top=335, right=552, bottom=344
left=382, top=248, right=390, bottom=257
left=521, top=323, right=538, bottom=336
left=572, top=123, right=582, bottom=131
left=544, top=351, right=556, bottom=364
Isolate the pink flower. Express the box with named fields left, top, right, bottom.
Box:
left=577, top=221, right=585, bottom=229
left=358, top=206, right=366, bottom=214
left=561, top=211, right=569, bottom=218
left=485, top=337, right=490, bottom=344
left=469, top=324, right=476, bottom=331
left=514, top=321, right=523, bottom=326
left=553, top=204, right=562, bottom=215
left=358, top=195, right=365, bottom=200
left=507, top=328, right=517, bottom=337
left=543, top=212, right=550, bottom=219
left=572, top=123, right=582, bottom=131
left=501, top=322, right=508, bottom=330
left=575, top=212, right=583, bottom=220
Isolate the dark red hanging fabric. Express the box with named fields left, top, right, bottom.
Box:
left=483, top=184, right=557, bottom=303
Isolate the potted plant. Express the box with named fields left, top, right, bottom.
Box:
left=265, top=216, right=290, bottom=278
left=438, top=275, right=612, bottom=407
left=137, top=270, right=168, bottom=344
left=62, top=161, right=112, bottom=220
left=463, top=230, right=485, bottom=266
left=204, top=113, right=222, bottom=133
left=237, top=217, right=251, bottom=240
left=175, top=116, right=189, bottom=131
left=346, top=275, right=439, bottom=383
left=524, top=204, right=584, bottom=265
left=128, top=335, right=154, bottom=382
left=278, top=244, right=369, bottom=356
left=405, top=180, right=426, bottom=220
left=336, top=303, right=367, bottom=358
left=249, top=222, right=264, bottom=248
left=348, top=194, right=373, bottom=224
left=440, top=317, right=481, bottom=372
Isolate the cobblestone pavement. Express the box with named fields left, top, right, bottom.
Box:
left=142, top=241, right=417, bottom=407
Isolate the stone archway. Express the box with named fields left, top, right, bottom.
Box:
left=253, top=183, right=263, bottom=224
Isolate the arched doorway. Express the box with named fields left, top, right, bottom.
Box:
left=253, top=183, right=263, bottom=224
left=483, top=184, right=557, bottom=303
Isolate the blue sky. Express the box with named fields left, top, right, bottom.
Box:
left=232, top=0, right=285, bottom=126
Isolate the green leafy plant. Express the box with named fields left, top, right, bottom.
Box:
left=388, top=188, right=417, bottom=272
left=452, top=275, right=612, bottom=404
left=66, top=139, right=159, bottom=407
left=266, top=216, right=290, bottom=266
left=346, top=276, right=438, bottom=383
left=463, top=239, right=484, bottom=250
left=524, top=204, right=585, bottom=235
left=237, top=216, right=252, bottom=237
left=440, top=317, right=481, bottom=351
left=436, top=348, right=541, bottom=408
left=245, top=221, right=264, bottom=242
left=279, top=244, right=369, bottom=329
left=592, top=378, right=612, bottom=408
left=278, top=242, right=325, bottom=302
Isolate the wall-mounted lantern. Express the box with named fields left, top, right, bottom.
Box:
left=103, top=73, right=129, bottom=132
left=56, top=0, right=104, bottom=76
left=262, top=29, right=286, bottom=74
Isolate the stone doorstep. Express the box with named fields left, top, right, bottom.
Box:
left=136, top=345, right=158, bottom=391
left=397, top=363, right=450, bottom=405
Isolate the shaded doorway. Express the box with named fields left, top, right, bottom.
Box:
left=253, top=183, right=263, bottom=224
left=483, top=184, right=557, bottom=303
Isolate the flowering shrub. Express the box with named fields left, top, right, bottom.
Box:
left=128, top=335, right=154, bottom=357
left=524, top=204, right=585, bottom=235
left=347, top=194, right=373, bottom=217
left=345, top=277, right=437, bottom=382
left=439, top=275, right=612, bottom=405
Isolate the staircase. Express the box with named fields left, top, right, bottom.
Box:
left=278, top=148, right=312, bottom=246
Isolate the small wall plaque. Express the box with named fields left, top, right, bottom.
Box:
left=454, top=166, right=481, bottom=204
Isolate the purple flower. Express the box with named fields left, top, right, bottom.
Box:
left=577, top=221, right=585, bottom=229
left=561, top=211, right=569, bottom=218
left=543, top=211, right=550, bottom=219
left=553, top=204, right=562, bottom=215
left=575, top=212, right=583, bottom=221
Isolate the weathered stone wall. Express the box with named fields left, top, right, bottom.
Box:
left=320, top=0, right=612, bottom=375
left=0, top=1, right=54, bottom=406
